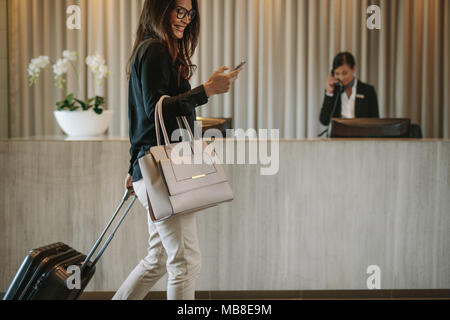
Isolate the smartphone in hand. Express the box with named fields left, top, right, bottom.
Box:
left=233, top=61, right=247, bottom=71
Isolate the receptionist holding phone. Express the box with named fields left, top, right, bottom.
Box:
left=319, top=52, right=380, bottom=126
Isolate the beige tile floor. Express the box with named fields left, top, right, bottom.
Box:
left=78, top=290, right=450, bottom=300
left=2, top=290, right=449, bottom=300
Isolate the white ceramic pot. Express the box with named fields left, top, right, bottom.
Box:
left=54, top=109, right=114, bottom=137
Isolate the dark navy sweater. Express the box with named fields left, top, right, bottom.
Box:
left=127, top=37, right=209, bottom=182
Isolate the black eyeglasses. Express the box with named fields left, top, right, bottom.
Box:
left=176, top=6, right=197, bottom=21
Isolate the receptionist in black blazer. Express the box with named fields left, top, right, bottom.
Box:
left=320, top=52, right=380, bottom=126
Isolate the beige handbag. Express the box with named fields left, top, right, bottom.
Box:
left=138, top=95, right=234, bottom=222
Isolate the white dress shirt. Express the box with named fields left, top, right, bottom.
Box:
left=326, top=78, right=358, bottom=119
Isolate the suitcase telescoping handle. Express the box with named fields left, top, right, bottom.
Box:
left=81, top=189, right=137, bottom=272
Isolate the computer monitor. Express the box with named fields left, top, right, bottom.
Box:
left=330, top=118, right=412, bottom=138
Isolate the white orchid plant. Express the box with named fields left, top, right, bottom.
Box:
left=28, top=50, right=110, bottom=114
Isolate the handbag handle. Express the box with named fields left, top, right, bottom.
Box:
left=176, top=117, right=195, bottom=142
left=157, top=97, right=195, bottom=143
left=154, top=95, right=170, bottom=145
left=155, top=95, right=195, bottom=146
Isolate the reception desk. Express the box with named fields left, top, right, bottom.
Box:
left=0, top=137, right=449, bottom=294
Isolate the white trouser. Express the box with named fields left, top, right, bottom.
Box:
left=112, top=179, right=201, bottom=300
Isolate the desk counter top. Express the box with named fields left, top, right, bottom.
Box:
left=1, top=138, right=449, bottom=292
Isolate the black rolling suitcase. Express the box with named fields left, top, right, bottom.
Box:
left=3, top=189, right=137, bottom=300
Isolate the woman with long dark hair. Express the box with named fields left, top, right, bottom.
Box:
left=320, top=52, right=379, bottom=126
left=113, top=0, right=242, bottom=300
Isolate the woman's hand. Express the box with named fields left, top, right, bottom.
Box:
left=125, top=174, right=135, bottom=196
left=326, top=74, right=339, bottom=95
left=203, top=66, right=242, bottom=98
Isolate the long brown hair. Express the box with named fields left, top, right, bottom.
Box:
left=126, top=0, right=200, bottom=84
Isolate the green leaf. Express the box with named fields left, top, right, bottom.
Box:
left=93, top=107, right=103, bottom=115
left=65, top=93, right=74, bottom=105
left=84, top=97, right=94, bottom=110
left=74, top=98, right=87, bottom=110
left=56, top=100, right=65, bottom=107
left=94, top=96, right=105, bottom=107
